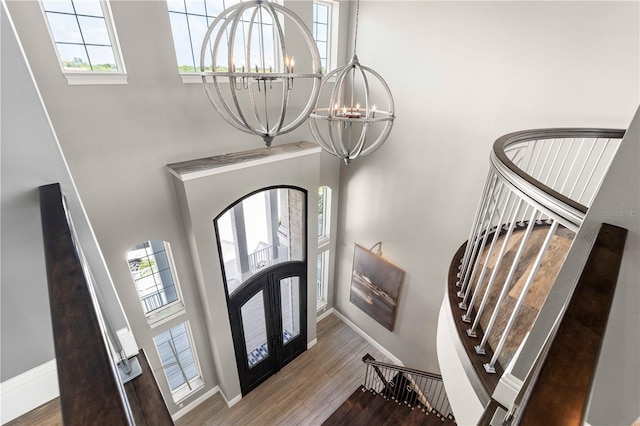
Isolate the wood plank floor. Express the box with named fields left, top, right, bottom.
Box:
left=6, top=314, right=391, bottom=426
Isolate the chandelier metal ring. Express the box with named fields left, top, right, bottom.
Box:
left=309, top=55, right=395, bottom=165
left=200, top=0, right=322, bottom=147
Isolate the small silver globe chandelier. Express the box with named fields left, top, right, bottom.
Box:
left=200, top=0, right=322, bottom=147
left=309, top=0, right=395, bottom=165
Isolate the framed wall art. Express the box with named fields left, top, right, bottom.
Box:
left=349, top=244, right=405, bottom=331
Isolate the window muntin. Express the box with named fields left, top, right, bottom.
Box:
left=216, top=187, right=306, bottom=297
left=166, top=0, right=277, bottom=74
left=41, top=0, right=124, bottom=73
left=153, top=322, right=204, bottom=402
left=127, top=240, right=184, bottom=322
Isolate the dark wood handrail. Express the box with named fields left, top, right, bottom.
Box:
left=39, top=183, right=173, bottom=425
left=478, top=223, right=628, bottom=426
left=492, top=128, right=625, bottom=217
left=515, top=223, right=627, bottom=425
left=362, top=353, right=444, bottom=381
left=362, top=354, right=395, bottom=395
left=39, top=183, right=132, bottom=425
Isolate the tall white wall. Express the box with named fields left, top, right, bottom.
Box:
left=3, top=0, right=344, bottom=415
left=333, top=0, right=639, bottom=375
left=1, top=3, right=129, bottom=382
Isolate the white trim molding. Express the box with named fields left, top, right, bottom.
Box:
left=171, top=386, right=219, bottom=421
left=317, top=307, right=334, bottom=322
left=64, top=73, right=128, bottom=85
left=220, top=389, right=242, bottom=408
left=0, top=359, right=59, bottom=424
left=332, top=309, right=403, bottom=366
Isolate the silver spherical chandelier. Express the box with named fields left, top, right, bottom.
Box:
left=309, top=0, right=395, bottom=165
left=200, top=0, right=322, bottom=147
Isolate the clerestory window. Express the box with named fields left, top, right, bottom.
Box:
left=312, top=0, right=337, bottom=74
left=40, top=0, right=126, bottom=84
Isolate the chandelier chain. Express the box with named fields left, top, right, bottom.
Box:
left=353, top=0, right=360, bottom=56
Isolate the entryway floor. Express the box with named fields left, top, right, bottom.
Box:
left=175, top=313, right=391, bottom=425
left=6, top=313, right=391, bottom=426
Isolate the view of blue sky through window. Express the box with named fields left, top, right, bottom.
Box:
left=42, top=0, right=120, bottom=72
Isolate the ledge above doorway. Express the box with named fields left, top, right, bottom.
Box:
left=167, top=141, right=321, bottom=182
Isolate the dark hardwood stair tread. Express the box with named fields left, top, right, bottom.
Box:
left=381, top=400, right=414, bottom=425
left=349, top=391, right=394, bottom=426
left=323, top=387, right=375, bottom=425
left=324, top=387, right=456, bottom=426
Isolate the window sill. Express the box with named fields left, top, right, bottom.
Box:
left=64, top=73, right=128, bottom=86
left=180, top=73, right=216, bottom=84
left=171, top=377, right=205, bottom=403
left=147, top=302, right=186, bottom=328
left=317, top=299, right=327, bottom=312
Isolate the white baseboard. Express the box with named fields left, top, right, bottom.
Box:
left=307, top=338, right=318, bottom=349
left=171, top=386, right=219, bottom=421
left=220, top=389, right=242, bottom=408
left=1, top=359, right=59, bottom=424
left=332, top=309, right=403, bottom=366
left=317, top=307, right=334, bottom=322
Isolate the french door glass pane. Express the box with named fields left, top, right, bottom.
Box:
left=241, top=290, right=269, bottom=368
left=280, top=277, right=300, bottom=344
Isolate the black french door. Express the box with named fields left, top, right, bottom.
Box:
left=228, top=261, right=307, bottom=396
left=214, top=186, right=308, bottom=396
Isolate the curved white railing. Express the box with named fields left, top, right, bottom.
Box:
left=450, top=128, right=624, bottom=396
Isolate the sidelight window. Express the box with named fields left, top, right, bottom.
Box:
left=317, top=186, right=331, bottom=309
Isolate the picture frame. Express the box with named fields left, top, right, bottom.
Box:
left=349, top=244, right=405, bottom=331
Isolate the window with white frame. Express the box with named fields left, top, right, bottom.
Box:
left=167, top=0, right=290, bottom=83
left=126, top=240, right=185, bottom=325
left=317, top=250, right=329, bottom=306
left=166, top=0, right=221, bottom=73
left=317, top=186, right=331, bottom=309
left=313, top=0, right=337, bottom=74
left=153, top=322, right=204, bottom=402
left=318, top=186, right=331, bottom=244
left=40, top=0, right=125, bottom=79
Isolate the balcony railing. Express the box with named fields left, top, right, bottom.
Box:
left=142, top=289, right=168, bottom=313
left=449, top=128, right=624, bottom=400
left=362, top=354, right=454, bottom=421
left=248, top=244, right=274, bottom=272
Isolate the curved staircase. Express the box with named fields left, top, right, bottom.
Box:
left=438, top=127, right=634, bottom=424
left=324, top=354, right=455, bottom=425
